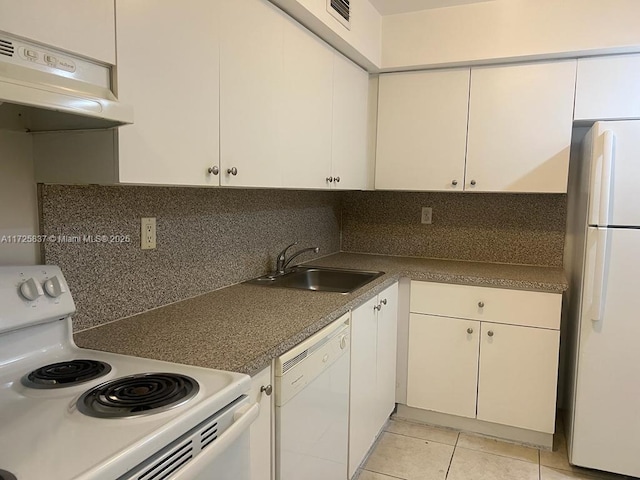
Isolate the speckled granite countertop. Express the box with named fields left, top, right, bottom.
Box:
left=74, top=253, right=567, bottom=376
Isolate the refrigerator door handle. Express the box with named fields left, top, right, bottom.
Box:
left=598, top=131, right=615, bottom=226
left=591, top=228, right=610, bottom=322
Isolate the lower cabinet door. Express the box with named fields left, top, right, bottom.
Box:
left=348, top=295, right=379, bottom=479
left=407, top=314, right=480, bottom=418
left=477, top=322, right=560, bottom=433
left=375, top=282, right=399, bottom=427
left=250, top=366, right=273, bottom=480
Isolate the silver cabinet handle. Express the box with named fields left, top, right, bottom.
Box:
left=260, top=385, right=273, bottom=396
left=467, top=327, right=474, bottom=334
left=380, top=298, right=387, bottom=305
left=452, top=180, right=458, bottom=186
left=227, top=167, right=238, bottom=176
left=334, top=176, right=340, bottom=183
left=208, top=166, right=219, bottom=175
left=374, top=304, right=382, bottom=312
left=487, top=330, right=494, bottom=337
left=470, top=180, right=477, bottom=186
left=478, top=301, right=485, bottom=308
left=326, top=176, right=333, bottom=183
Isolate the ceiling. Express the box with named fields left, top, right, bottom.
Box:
left=368, top=0, right=496, bottom=16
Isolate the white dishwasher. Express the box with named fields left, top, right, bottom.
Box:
left=275, top=313, right=351, bottom=480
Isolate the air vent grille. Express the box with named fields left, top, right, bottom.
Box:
left=138, top=441, right=193, bottom=480
left=282, top=350, right=308, bottom=373
left=0, top=38, right=14, bottom=57
left=331, top=0, right=350, bottom=21
left=201, top=421, right=219, bottom=449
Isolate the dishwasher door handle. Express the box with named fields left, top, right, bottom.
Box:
left=166, top=402, right=260, bottom=480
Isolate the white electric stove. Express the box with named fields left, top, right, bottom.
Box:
left=0, top=266, right=256, bottom=480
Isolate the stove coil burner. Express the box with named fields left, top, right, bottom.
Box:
left=77, top=373, right=199, bottom=418
left=22, top=359, right=112, bottom=389
left=0, top=469, right=17, bottom=480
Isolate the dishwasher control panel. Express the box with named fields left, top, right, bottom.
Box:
left=275, top=314, right=350, bottom=407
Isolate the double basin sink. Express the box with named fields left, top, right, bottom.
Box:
left=246, top=266, right=384, bottom=294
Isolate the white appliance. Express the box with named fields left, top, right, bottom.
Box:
left=564, top=121, right=640, bottom=477
left=0, top=32, right=132, bottom=131
left=0, top=266, right=257, bottom=480
left=275, top=314, right=350, bottom=480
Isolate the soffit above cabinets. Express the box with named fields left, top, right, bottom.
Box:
left=369, top=0, right=495, bottom=15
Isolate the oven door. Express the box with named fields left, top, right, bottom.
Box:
left=168, top=401, right=259, bottom=480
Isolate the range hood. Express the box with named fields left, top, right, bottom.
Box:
left=0, top=33, right=133, bottom=132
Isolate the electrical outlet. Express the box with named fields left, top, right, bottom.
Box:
left=141, top=217, right=156, bottom=250
left=421, top=207, right=433, bottom=225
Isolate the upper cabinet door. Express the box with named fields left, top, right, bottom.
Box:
left=280, top=18, right=334, bottom=189
left=575, top=54, right=640, bottom=122
left=466, top=61, right=576, bottom=193
left=0, top=0, right=115, bottom=63
left=331, top=54, right=369, bottom=190
left=375, top=69, right=470, bottom=191
left=220, top=0, right=284, bottom=188
left=116, top=0, right=220, bottom=186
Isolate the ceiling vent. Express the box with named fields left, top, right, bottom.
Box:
left=327, top=0, right=351, bottom=30
left=0, top=37, right=14, bottom=57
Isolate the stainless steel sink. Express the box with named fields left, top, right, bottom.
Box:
left=246, top=266, right=384, bottom=294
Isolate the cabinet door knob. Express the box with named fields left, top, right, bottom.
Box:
left=260, top=384, right=273, bottom=396
left=470, top=180, right=477, bottom=186
left=208, top=166, right=219, bottom=175
left=452, top=180, right=458, bottom=186
left=334, top=176, right=340, bottom=183
left=380, top=298, right=387, bottom=305
left=467, top=327, right=474, bottom=334
left=227, top=167, right=238, bottom=176
left=478, top=301, right=485, bottom=308
left=326, top=176, right=334, bottom=183
left=374, top=304, right=382, bottom=312
left=487, top=330, right=494, bottom=337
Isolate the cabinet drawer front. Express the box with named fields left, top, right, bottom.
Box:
left=477, top=323, right=560, bottom=433
left=407, top=314, right=479, bottom=418
left=410, top=281, right=561, bottom=329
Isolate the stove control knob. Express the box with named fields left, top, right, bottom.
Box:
left=44, top=276, right=66, bottom=298
left=19, top=277, right=44, bottom=301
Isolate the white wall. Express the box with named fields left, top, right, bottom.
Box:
left=0, top=131, right=39, bottom=265
left=382, top=0, right=640, bottom=70
left=271, top=0, right=382, bottom=69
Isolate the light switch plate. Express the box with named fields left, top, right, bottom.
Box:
left=141, top=217, right=156, bottom=249
left=421, top=207, right=433, bottom=225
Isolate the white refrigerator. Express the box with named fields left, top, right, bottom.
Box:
left=564, top=120, right=640, bottom=477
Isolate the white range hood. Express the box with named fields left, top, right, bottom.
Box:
left=0, top=32, right=132, bottom=132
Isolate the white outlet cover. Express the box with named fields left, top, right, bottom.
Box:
left=141, top=217, right=156, bottom=250
left=421, top=207, right=433, bottom=225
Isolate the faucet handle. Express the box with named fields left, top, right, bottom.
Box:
left=278, top=242, right=298, bottom=259
left=276, top=242, right=298, bottom=273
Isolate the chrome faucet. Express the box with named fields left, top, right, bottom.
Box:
left=275, top=242, right=320, bottom=275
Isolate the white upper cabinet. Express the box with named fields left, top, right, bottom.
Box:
left=465, top=61, right=577, bottom=193
left=376, top=69, right=470, bottom=191
left=575, top=54, right=640, bottom=122
left=331, top=54, right=369, bottom=190
left=219, top=0, right=284, bottom=188
left=280, top=18, right=334, bottom=189
left=116, top=0, right=220, bottom=186
left=0, top=0, right=115, bottom=64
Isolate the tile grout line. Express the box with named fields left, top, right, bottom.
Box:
left=362, top=467, right=406, bottom=480
left=384, top=429, right=457, bottom=448
left=445, top=433, right=460, bottom=479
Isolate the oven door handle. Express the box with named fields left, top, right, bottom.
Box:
left=167, top=402, right=260, bottom=480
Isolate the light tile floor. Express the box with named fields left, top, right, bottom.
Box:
left=355, top=417, right=639, bottom=480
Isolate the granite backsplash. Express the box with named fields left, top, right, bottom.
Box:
left=39, top=186, right=566, bottom=331
left=341, top=191, right=567, bottom=267
left=39, top=185, right=341, bottom=331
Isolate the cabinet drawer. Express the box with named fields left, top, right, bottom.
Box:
left=410, top=281, right=561, bottom=330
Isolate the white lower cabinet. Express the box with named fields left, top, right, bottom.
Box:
left=407, top=314, right=479, bottom=419
left=477, top=322, right=560, bottom=433
left=348, top=282, right=398, bottom=478
left=250, top=365, right=273, bottom=480
left=406, top=281, right=561, bottom=435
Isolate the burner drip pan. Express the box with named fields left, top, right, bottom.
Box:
left=22, top=359, right=112, bottom=389
left=77, top=373, right=199, bottom=418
